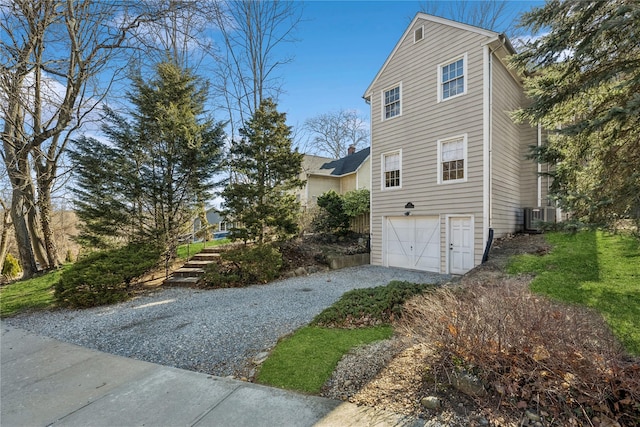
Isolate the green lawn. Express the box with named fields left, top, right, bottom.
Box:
left=508, top=231, right=640, bottom=355
left=1, top=238, right=230, bottom=317
left=0, top=268, right=67, bottom=317
left=256, top=325, right=393, bottom=393
left=176, top=238, right=229, bottom=259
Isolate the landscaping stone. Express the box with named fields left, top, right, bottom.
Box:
left=421, top=396, right=440, bottom=410
left=450, top=371, right=487, bottom=397
left=253, top=351, right=269, bottom=365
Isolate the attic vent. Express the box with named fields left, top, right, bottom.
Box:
left=414, top=26, right=424, bottom=43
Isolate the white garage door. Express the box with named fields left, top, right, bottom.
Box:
left=385, top=216, right=440, bottom=272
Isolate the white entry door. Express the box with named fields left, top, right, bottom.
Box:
left=385, top=216, right=440, bottom=272
left=448, top=216, right=474, bottom=274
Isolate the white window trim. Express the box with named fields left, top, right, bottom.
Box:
left=381, top=149, right=402, bottom=190
left=380, top=82, right=402, bottom=121
left=414, top=25, right=424, bottom=43
left=437, top=134, right=468, bottom=184
left=437, top=53, right=468, bottom=102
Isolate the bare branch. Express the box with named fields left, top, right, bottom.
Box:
left=303, top=109, right=369, bottom=158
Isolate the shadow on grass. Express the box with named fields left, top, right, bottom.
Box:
left=508, top=231, right=640, bottom=355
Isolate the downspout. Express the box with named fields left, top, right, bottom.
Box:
left=489, top=49, right=493, bottom=230
left=482, top=44, right=491, bottom=262
left=537, top=123, right=542, bottom=207
left=482, top=38, right=505, bottom=263
left=364, top=95, right=373, bottom=260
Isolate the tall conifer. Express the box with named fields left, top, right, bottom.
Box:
left=70, top=62, right=225, bottom=252
left=222, top=99, right=304, bottom=243
left=512, top=0, right=640, bottom=225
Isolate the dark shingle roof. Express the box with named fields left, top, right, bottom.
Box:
left=320, top=147, right=370, bottom=176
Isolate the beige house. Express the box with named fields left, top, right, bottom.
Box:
left=299, top=147, right=371, bottom=209
left=363, top=13, right=553, bottom=274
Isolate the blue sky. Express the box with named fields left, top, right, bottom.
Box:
left=277, top=1, right=544, bottom=133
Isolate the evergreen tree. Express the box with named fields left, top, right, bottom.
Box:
left=222, top=99, right=304, bottom=243
left=70, top=62, right=226, bottom=252
left=512, top=0, right=640, bottom=226
left=69, top=131, right=133, bottom=248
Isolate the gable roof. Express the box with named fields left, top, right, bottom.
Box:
left=319, top=147, right=370, bottom=177
left=302, top=154, right=335, bottom=176
left=363, top=13, right=514, bottom=100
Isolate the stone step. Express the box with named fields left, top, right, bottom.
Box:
left=191, top=253, right=221, bottom=262
left=172, top=267, right=205, bottom=278
left=183, top=260, right=215, bottom=269
left=201, top=246, right=224, bottom=254
left=163, top=276, right=200, bottom=287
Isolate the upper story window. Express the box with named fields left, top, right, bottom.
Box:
left=383, top=151, right=401, bottom=189
left=438, top=135, right=467, bottom=183
left=438, top=54, right=467, bottom=102
left=383, top=84, right=401, bottom=120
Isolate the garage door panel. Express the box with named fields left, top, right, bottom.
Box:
left=388, top=253, right=411, bottom=266
left=392, top=227, right=415, bottom=242
left=385, top=216, right=440, bottom=272
left=414, top=255, right=439, bottom=270
left=386, top=240, right=408, bottom=255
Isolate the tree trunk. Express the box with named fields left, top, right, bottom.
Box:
left=0, top=205, right=10, bottom=272
left=3, top=135, right=40, bottom=278
left=26, top=201, right=48, bottom=269
left=35, top=147, right=61, bottom=269
left=10, top=190, right=38, bottom=278
left=38, top=186, right=61, bottom=268
left=197, top=201, right=209, bottom=242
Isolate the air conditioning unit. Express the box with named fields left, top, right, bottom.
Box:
left=524, top=207, right=556, bottom=232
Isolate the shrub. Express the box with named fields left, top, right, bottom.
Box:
left=55, top=242, right=162, bottom=308
left=342, top=188, right=370, bottom=217
left=203, top=244, right=282, bottom=288
left=1, top=253, right=22, bottom=279
left=312, top=281, right=434, bottom=328
left=313, top=190, right=350, bottom=235
left=313, top=189, right=370, bottom=236
left=400, top=279, right=640, bottom=425
left=64, top=249, right=74, bottom=263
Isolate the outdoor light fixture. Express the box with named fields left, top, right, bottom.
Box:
left=404, top=202, right=414, bottom=209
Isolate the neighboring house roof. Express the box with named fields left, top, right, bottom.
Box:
left=318, top=147, right=370, bottom=177
left=363, top=13, right=516, bottom=100
left=302, top=154, right=335, bottom=177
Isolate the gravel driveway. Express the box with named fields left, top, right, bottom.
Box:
left=4, top=265, right=449, bottom=377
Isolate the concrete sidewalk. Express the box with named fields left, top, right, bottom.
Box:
left=1, top=323, right=422, bottom=427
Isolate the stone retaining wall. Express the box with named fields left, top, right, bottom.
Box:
left=328, top=253, right=370, bottom=270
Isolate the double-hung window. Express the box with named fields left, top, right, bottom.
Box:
left=438, top=135, right=467, bottom=183
left=383, top=151, right=401, bottom=189
left=438, top=54, right=467, bottom=101
left=383, top=85, right=401, bottom=120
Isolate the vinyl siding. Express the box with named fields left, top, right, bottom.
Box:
left=519, top=104, right=554, bottom=213
left=369, top=18, right=489, bottom=272
left=490, top=53, right=528, bottom=237
left=519, top=120, right=541, bottom=211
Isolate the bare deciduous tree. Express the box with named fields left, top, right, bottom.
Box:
left=132, top=0, right=216, bottom=71
left=0, top=193, right=11, bottom=273
left=303, top=109, right=369, bottom=158
left=211, top=0, right=302, bottom=139
left=420, top=0, right=523, bottom=39
left=0, top=0, right=165, bottom=277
